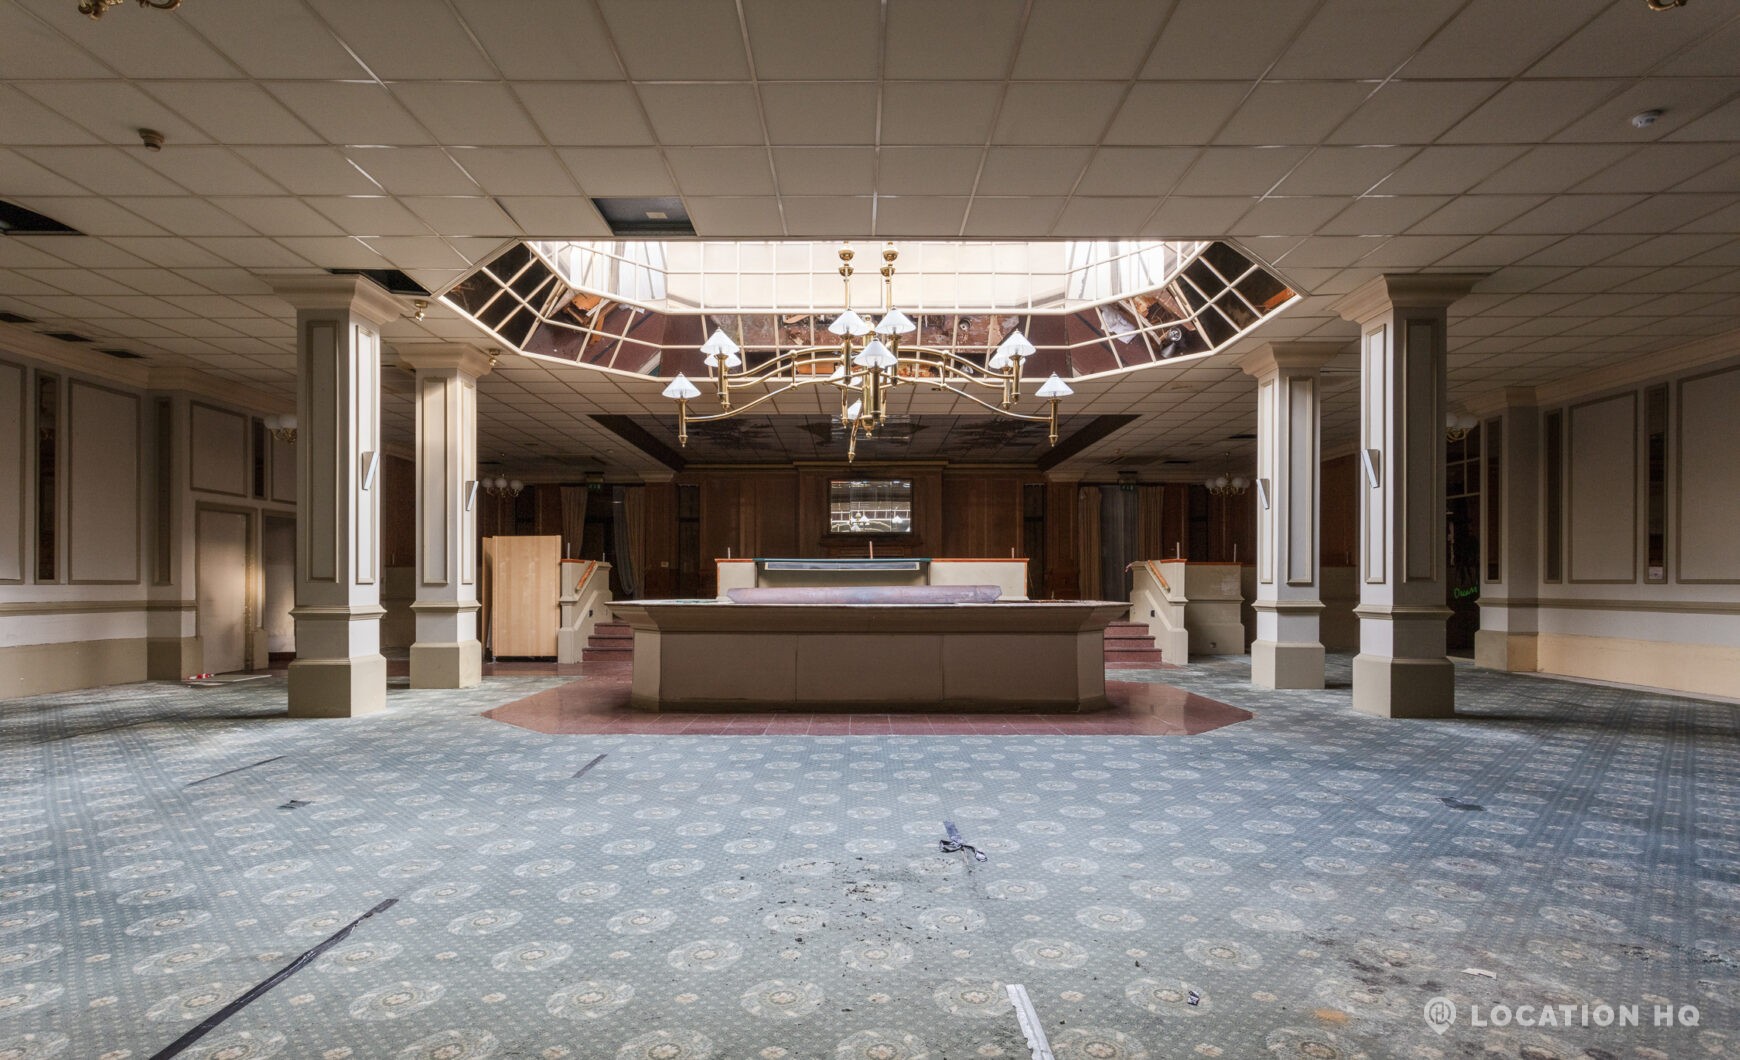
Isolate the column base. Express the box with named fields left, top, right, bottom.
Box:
left=147, top=637, right=202, bottom=681
left=1251, top=640, right=1325, bottom=689
left=288, top=654, right=387, bottom=718
left=1352, top=653, right=1455, bottom=718
left=410, top=640, right=483, bottom=689
left=1474, top=630, right=1537, bottom=672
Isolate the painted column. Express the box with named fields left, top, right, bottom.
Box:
left=273, top=276, right=402, bottom=717
left=1333, top=274, right=1482, bottom=718
left=399, top=345, right=493, bottom=689
left=1474, top=387, right=1540, bottom=673
left=1239, top=341, right=1340, bottom=689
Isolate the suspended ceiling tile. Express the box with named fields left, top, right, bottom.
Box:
left=1143, top=196, right=1252, bottom=237
left=874, top=147, right=985, bottom=197
left=8, top=196, right=168, bottom=237
left=1268, top=0, right=1464, bottom=79
left=1440, top=80, right=1629, bottom=144
left=1373, top=145, right=1528, bottom=196
left=1317, top=196, right=1450, bottom=237
left=1350, top=234, right=1474, bottom=268
left=1578, top=143, right=1738, bottom=195
left=1014, top=0, right=1172, bottom=80
left=1328, top=80, right=1504, bottom=145
left=594, top=0, right=751, bottom=81
left=664, top=147, right=776, bottom=197
left=1105, top=82, right=1251, bottom=146
left=188, top=237, right=316, bottom=269
left=873, top=197, right=970, bottom=238
left=1073, top=147, right=1198, bottom=197
left=1527, top=0, right=1739, bottom=79
left=1230, top=197, right=1351, bottom=237
left=0, top=3, right=111, bottom=79
left=64, top=7, right=242, bottom=79
left=1499, top=194, right=1645, bottom=235
left=1597, top=194, right=1738, bottom=234
left=961, top=197, right=1065, bottom=238
left=1053, top=197, right=1161, bottom=237
left=270, top=236, right=388, bottom=269
left=490, top=198, right=612, bottom=239
left=305, top=196, right=435, bottom=237
left=1274, top=146, right=1416, bottom=196
left=883, top=0, right=1024, bottom=81
left=141, top=82, right=324, bottom=145
left=399, top=197, right=520, bottom=237
left=1173, top=147, right=1310, bottom=197
left=229, top=146, right=384, bottom=196
left=1473, top=144, right=1641, bottom=196
left=758, top=83, right=879, bottom=146
left=106, top=196, right=254, bottom=236
left=448, top=148, right=582, bottom=197
left=264, top=82, right=434, bottom=146
left=343, top=147, right=480, bottom=196
left=741, top=0, right=882, bottom=80
left=391, top=82, right=544, bottom=147
left=558, top=147, right=677, bottom=197
left=770, top=148, right=877, bottom=196
left=304, top=0, right=496, bottom=80
left=992, top=83, right=1128, bottom=146
left=449, top=0, right=624, bottom=80
left=514, top=83, right=656, bottom=147
left=135, top=147, right=287, bottom=197
left=101, top=237, right=232, bottom=269
left=176, top=0, right=364, bottom=79
left=879, top=83, right=1002, bottom=146
left=636, top=83, right=765, bottom=147
left=1215, top=82, right=1372, bottom=146
left=1142, top=0, right=1312, bottom=80
left=975, top=147, right=1093, bottom=196
left=357, top=236, right=472, bottom=271
left=1408, top=195, right=1549, bottom=236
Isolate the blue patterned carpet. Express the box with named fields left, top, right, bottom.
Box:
left=1, top=657, right=1737, bottom=1059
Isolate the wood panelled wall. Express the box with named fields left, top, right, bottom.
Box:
left=1321, top=453, right=1359, bottom=567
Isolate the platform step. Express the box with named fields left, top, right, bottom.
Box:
left=582, top=645, right=634, bottom=663
left=586, top=633, right=633, bottom=647
left=1105, top=647, right=1166, bottom=666
left=593, top=622, right=631, bottom=637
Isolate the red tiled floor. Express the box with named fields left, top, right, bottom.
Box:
left=483, top=666, right=1252, bottom=737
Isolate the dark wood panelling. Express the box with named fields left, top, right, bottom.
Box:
left=941, top=471, right=1032, bottom=559
left=1044, top=480, right=1080, bottom=599
left=1321, top=453, right=1358, bottom=567
left=381, top=454, right=415, bottom=569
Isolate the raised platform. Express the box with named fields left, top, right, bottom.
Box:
left=608, top=599, right=1130, bottom=712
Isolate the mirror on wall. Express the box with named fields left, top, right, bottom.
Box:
left=828, top=479, right=912, bottom=535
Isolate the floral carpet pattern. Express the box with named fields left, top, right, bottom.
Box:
left=0, top=657, right=1737, bottom=1059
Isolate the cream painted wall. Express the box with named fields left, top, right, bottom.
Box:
left=1567, top=393, right=1636, bottom=584
left=67, top=381, right=141, bottom=585
left=1679, top=365, right=1740, bottom=583
left=0, top=362, right=23, bottom=585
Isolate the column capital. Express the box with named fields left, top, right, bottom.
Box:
left=1043, top=470, right=1084, bottom=484
left=1237, top=340, right=1344, bottom=379
left=397, top=343, right=496, bottom=379
left=272, top=274, right=406, bottom=327
left=1331, top=273, right=1487, bottom=325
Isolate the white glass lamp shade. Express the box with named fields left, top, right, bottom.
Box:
left=661, top=373, right=701, bottom=400
left=509, top=479, right=524, bottom=492
left=264, top=413, right=282, bottom=430
left=700, top=328, right=742, bottom=368
left=1230, top=474, right=1250, bottom=491
left=492, top=476, right=509, bottom=490
left=828, top=310, right=871, bottom=337
left=873, top=308, right=917, bottom=336
left=1035, top=373, right=1074, bottom=399
left=989, top=329, right=1037, bottom=369
left=1209, top=474, right=1229, bottom=491
left=853, top=338, right=897, bottom=369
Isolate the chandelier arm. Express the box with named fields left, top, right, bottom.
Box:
left=940, top=385, right=1053, bottom=422
left=680, top=381, right=822, bottom=422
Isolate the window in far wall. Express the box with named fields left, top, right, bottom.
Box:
left=1644, top=385, right=1668, bottom=582
left=35, top=373, right=57, bottom=582
left=251, top=417, right=267, bottom=499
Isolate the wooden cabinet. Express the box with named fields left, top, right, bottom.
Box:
left=484, top=535, right=561, bottom=658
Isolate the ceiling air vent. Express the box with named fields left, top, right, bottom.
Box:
left=325, top=268, right=430, bottom=297
left=0, top=201, right=80, bottom=235
left=99, top=348, right=144, bottom=359
left=44, top=331, right=91, bottom=343
left=1227, top=432, right=1256, bottom=440
left=0, top=311, right=36, bottom=324
left=592, top=197, right=695, bottom=237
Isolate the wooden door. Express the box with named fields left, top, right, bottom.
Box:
left=488, top=535, right=560, bottom=657
left=197, top=509, right=250, bottom=673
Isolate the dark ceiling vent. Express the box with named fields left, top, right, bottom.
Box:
left=592, top=197, right=695, bottom=237
left=1227, top=432, right=1256, bottom=440
left=99, top=348, right=144, bottom=359
left=326, top=268, right=430, bottom=297
left=44, top=331, right=91, bottom=343
left=0, top=201, right=80, bottom=235
left=0, top=311, right=36, bottom=324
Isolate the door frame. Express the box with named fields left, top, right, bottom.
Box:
left=194, top=502, right=259, bottom=673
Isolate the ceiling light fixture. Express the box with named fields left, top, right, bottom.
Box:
left=265, top=414, right=297, bottom=444
left=1446, top=409, right=1479, bottom=442
left=411, top=299, right=428, bottom=322
left=79, top=0, right=180, bottom=18
left=1205, top=453, right=1250, bottom=497
left=661, top=244, right=1074, bottom=463
left=1630, top=109, right=1665, bottom=129
left=1645, top=0, right=1686, bottom=9
left=483, top=476, right=524, bottom=498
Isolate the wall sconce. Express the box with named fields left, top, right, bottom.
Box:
left=1446, top=409, right=1479, bottom=442
left=265, top=413, right=297, bottom=444
left=484, top=476, right=524, bottom=498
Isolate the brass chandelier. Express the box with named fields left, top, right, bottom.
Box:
left=661, top=244, right=1074, bottom=462
left=78, top=0, right=180, bottom=18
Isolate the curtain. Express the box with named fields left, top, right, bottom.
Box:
left=559, top=487, right=588, bottom=560
left=1136, top=484, right=1165, bottom=561
left=1077, top=486, right=1101, bottom=601
left=619, top=485, right=646, bottom=600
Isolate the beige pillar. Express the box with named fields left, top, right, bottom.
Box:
left=398, top=345, right=493, bottom=689
left=1239, top=341, right=1340, bottom=689
left=1333, top=274, right=1482, bottom=718
left=1474, top=387, right=1540, bottom=672
left=274, top=276, right=402, bottom=718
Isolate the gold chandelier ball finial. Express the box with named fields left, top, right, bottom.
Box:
left=837, top=245, right=854, bottom=264
left=79, top=0, right=181, bottom=18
